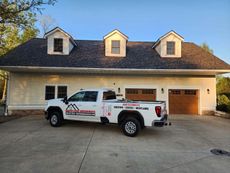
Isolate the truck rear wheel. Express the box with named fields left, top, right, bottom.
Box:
left=49, top=111, right=62, bottom=127
left=121, top=117, right=141, bottom=137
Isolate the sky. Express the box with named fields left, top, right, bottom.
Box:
left=36, top=0, right=230, bottom=64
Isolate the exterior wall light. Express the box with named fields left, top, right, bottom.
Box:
left=207, top=89, right=210, bottom=94
left=161, top=88, right=164, bottom=94
left=118, top=87, right=121, bottom=93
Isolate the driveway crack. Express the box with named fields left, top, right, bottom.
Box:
left=78, top=124, right=97, bottom=173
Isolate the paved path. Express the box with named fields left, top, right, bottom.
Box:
left=0, top=115, right=229, bottom=173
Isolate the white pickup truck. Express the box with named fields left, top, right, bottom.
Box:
left=45, top=88, right=168, bottom=137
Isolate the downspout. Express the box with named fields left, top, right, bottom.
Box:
left=4, top=73, right=9, bottom=116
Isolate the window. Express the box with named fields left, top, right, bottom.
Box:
left=111, top=40, right=120, bottom=54
left=103, top=91, right=116, bottom=100
left=68, top=92, right=85, bottom=102
left=171, top=90, right=181, bottom=95
left=83, top=91, right=98, bottom=102
left=68, top=91, right=98, bottom=102
left=126, top=89, right=138, bottom=94
left=45, top=86, right=55, bottom=100
left=54, top=38, right=63, bottom=52
left=142, top=89, right=155, bottom=94
left=57, top=86, right=67, bottom=98
left=167, top=41, right=175, bottom=55
left=45, top=85, right=68, bottom=100
left=184, top=90, right=196, bottom=95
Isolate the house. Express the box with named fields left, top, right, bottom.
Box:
left=0, top=27, right=229, bottom=116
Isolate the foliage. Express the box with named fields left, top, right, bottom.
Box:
left=216, top=77, right=230, bottom=113
left=0, top=0, right=56, bottom=100
left=0, top=0, right=56, bottom=28
left=0, top=13, right=39, bottom=56
left=217, top=95, right=230, bottom=105
left=200, top=42, right=214, bottom=54
left=216, top=76, right=230, bottom=95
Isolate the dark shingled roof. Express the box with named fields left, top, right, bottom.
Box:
left=0, top=38, right=229, bottom=70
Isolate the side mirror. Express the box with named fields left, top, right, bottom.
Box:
left=63, top=96, right=68, bottom=104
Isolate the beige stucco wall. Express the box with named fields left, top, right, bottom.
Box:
left=8, top=73, right=216, bottom=115
left=47, top=31, right=73, bottom=55
left=155, top=33, right=182, bottom=57
left=104, top=33, right=127, bottom=57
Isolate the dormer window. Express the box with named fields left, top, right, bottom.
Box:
left=167, top=41, right=175, bottom=55
left=152, top=31, right=184, bottom=58
left=111, top=40, right=120, bottom=54
left=103, top=29, right=128, bottom=57
left=44, top=27, right=77, bottom=55
left=54, top=38, right=63, bottom=52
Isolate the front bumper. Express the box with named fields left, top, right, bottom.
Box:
left=152, top=114, right=168, bottom=127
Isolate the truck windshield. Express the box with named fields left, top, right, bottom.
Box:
left=103, top=91, right=116, bottom=100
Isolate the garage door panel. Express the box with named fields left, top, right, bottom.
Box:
left=126, top=89, right=156, bottom=101
left=169, top=89, right=199, bottom=115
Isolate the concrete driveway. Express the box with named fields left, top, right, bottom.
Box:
left=0, top=115, right=229, bottom=173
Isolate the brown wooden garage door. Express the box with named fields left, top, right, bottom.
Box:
left=169, top=89, right=199, bottom=114
left=125, top=89, right=156, bottom=101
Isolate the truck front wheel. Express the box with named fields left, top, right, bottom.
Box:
left=49, top=111, right=62, bottom=127
left=121, top=117, right=141, bottom=137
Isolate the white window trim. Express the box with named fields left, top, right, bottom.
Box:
left=44, top=84, right=68, bottom=100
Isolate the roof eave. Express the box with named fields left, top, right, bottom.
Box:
left=1, top=66, right=229, bottom=76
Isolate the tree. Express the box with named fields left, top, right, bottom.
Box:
left=0, top=13, right=39, bottom=56
left=216, top=76, right=230, bottom=95
left=39, top=15, right=56, bottom=36
left=0, top=0, right=56, bottom=46
left=0, top=0, right=56, bottom=103
left=0, top=0, right=56, bottom=28
left=200, top=43, right=214, bottom=54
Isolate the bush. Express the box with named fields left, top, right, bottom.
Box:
left=217, top=94, right=230, bottom=113
left=217, top=95, right=230, bottom=105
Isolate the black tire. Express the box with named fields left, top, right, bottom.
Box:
left=49, top=111, right=62, bottom=127
left=121, top=117, right=141, bottom=137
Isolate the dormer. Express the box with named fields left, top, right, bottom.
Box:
left=152, top=31, right=184, bottom=58
left=103, top=29, right=128, bottom=57
left=44, top=27, right=77, bottom=55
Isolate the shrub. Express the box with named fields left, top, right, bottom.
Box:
left=217, top=95, right=230, bottom=105
left=217, top=94, right=230, bottom=113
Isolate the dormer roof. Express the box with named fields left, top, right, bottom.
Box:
left=152, top=30, right=184, bottom=48
left=103, top=29, right=128, bottom=40
left=44, top=27, right=77, bottom=46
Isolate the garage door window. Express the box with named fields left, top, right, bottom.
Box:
left=126, top=89, right=138, bottom=94
left=142, top=89, right=154, bottom=94
left=171, top=90, right=181, bottom=95
left=185, top=90, right=196, bottom=95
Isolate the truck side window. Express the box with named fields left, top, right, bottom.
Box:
left=68, top=92, right=85, bottom=102
left=103, top=91, right=116, bottom=100
left=83, top=91, right=98, bottom=102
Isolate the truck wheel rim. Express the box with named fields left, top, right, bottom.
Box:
left=125, top=121, right=136, bottom=134
left=51, top=115, right=58, bottom=125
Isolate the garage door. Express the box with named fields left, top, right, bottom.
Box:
left=169, top=89, right=199, bottom=115
left=125, top=89, right=156, bottom=101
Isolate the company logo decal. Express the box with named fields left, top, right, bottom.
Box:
left=66, top=104, right=95, bottom=116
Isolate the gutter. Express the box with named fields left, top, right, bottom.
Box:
left=0, top=66, right=230, bottom=75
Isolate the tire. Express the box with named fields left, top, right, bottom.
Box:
left=121, top=117, right=141, bottom=137
left=49, top=111, right=62, bottom=127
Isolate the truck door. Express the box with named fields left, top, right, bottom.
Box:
left=65, top=91, right=100, bottom=122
